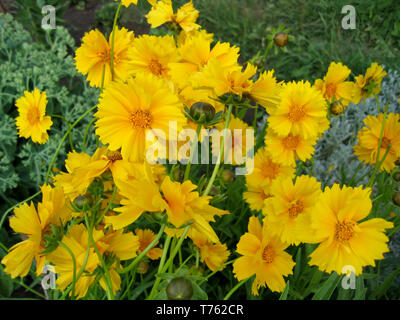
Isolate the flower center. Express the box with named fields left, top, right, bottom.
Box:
left=380, top=137, right=391, bottom=149
left=325, top=83, right=337, bottom=98
left=282, top=134, right=300, bottom=150
left=335, top=221, right=356, bottom=242
left=262, top=245, right=275, bottom=264
left=262, top=161, right=280, bottom=180
left=288, top=104, right=305, bottom=122
left=288, top=200, right=304, bottom=218
left=27, top=107, right=40, bottom=125
left=130, top=110, right=153, bottom=129
left=107, top=151, right=123, bottom=162
left=149, top=59, right=164, bottom=76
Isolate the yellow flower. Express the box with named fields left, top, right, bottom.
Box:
left=48, top=224, right=139, bottom=298
left=243, top=183, right=272, bottom=212
left=353, top=113, right=400, bottom=172
left=314, top=61, right=356, bottom=107
left=233, top=216, right=295, bottom=294
left=248, top=70, right=283, bottom=113
left=146, top=0, right=200, bottom=33
left=354, top=62, right=387, bottom=103
left=1, top=185, right=72, bottom=278
left=265, top=128, right=318, bottom=166
left=160, top=176, right=228, bottom=243
left=263, top=176, right=322, bottom=245
left=116, top=0, right=138, bottom=7
left=128, top=35, right=179, bottom=78
left=268, top=81, right=329, bottom=139
left=15, top=89, right=52, bottom=144
left=213, top=116, right=254, bottom=166
left=74, top=27, right=135, bottom=87
left=245, top=146, right=295, bottom=189
left=190, top=229, right=230, bottom=271
left=94, top=72, right=187, bottom=163
left=135, top=229, right=163, bottom=260
left=176, top=28, right=214, bottom=47
left=308, top=184, right=393, bottom=275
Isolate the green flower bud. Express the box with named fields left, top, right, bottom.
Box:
left=393, top=172, right=400, bottom=182
left=221, top=169, right=235, bottom=183
left=166, top=277, right=193, bottom=300
left=273, top=32, right=289, bottom=47
left=73, top=194, right=93, bottom=211
left=190, top=102, right=216, bottom=123
left=392, top=192, right=400, bottom=206
left=137, top=261, right=149, bottom=275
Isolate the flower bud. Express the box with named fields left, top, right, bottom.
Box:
left=392, top=192, right=400, bottom=206
left=137, top=261, right=149, bottom=275
left=221, top=169, right=234, bottom=183
left=395, top=158, right=400, bottom=166
left=166, top=277, right=193, bottom=300
left=274, top=32, right=289, bottom=47
left=73, top=194, right=93, bottom=210
left=190, top=102, right=216, bottom=123
left=393, top=172, right=400, bottom=182
left=173, top=168, right=184, bottom=182
left=330, top=100, right=345, bottom=116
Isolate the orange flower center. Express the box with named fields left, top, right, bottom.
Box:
left=149, top=59, right=164, bottom=76
left=130, top=110, right=153, bottom=129
left=380, top=137, right=391, bottom=149
left=288, top=200, right=304, bottom=218
left=262, top=245, right=275, bottom=264
left=335, top=221, right=356, bottom=242
left=98, top=49, right=119, bottom=65
left=282, top=134, right=300, bottom=150
left=261, top=161, right=280, bottom=180
left=288, top=104, right=305, bottom=122
left=27, top=107, right=40, bottom=125
left=325, top=83, right=337, bottom=98
left=107, top=151, right=123, bottom=162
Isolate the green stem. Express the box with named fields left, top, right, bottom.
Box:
left=184, top=123, right=202, bottom=181
left=119, top=222, right=166, bottom=274
left=96, top=184, right=118, bottom=225
left=110, top=2, right=123, bottom=80
left=120, top=269, right=136, bottom=300
left=82, top=118, right=97, bottom=153
left=84, top=212, right=114, bottom=300
left=223, top=278, right=249, bottom=300
left=57, top=241, right=77, bottom=299
left=199, top=259, right=236, bottom=285
left=203, top=104, right=233, bottom=196
left=17, top=279, right=46, bottom=300
left=50, top=114, right=74, bottom=151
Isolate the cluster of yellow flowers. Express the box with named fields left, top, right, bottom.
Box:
left=5, top=0, right=399, bottom=299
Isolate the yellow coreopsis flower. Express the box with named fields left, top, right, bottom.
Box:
left=308, top=184, right=393, bottom=275
left=75, top=27, right=135, bottom=87
left=268, top=81, right=329, bottom=139
left=146, top=0, right=200, bottom=33
left=233, top=216, right=295, bottom=295
left=353, top=62, right=387, bottom=103
left=135, top=229, right=163, bottom=260
left=94, top=72, right=187, bottom=163
left=314, top=61, right=356, bottom=107
left=127, top=35, right=179, bottom=78
left=1, top=185, right=72, bottom=278
left=265, top=128, right=318, bottom=166
left=15, top=89, right=52, bottom=144
left=263, top=176, right=322, bottom=245
left=115, top=0, right=138, bottom=7
left=353, top=113, right=400, bottom=172
left=243, top=183, right=272, bottom=212
left=190, top=229, right=230, bottom=271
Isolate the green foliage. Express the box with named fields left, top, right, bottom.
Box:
left=0, top=13, right=98, bottom=209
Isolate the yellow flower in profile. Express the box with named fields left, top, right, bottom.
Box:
left=1, top=185, right=72, bottom=278
left=190, top=229, right=230, bottom=271
left=15, top=89, right=52, bottom=144
left=95, top=72, right=186, bottom=163
left=354, top=62, right=387, bottom=103
left=308, top=184, right=393, bottom=275
left=135, top=229, right=163, bottom=260
left=245, top=146, right=295, bottom=189
left=314, top=61, right=355, bottom=107
left=213, top=116, right=254, bottom=166
left=248, top=70, right=283, bottom=113
left=263, top=176, right=322, bottom=245
left=116, top=0, right=138, bottom=7
left=146, top=0, right=200, bottom=33
left=128, top=35, right=178, bottom=78
left=75, top=27, right=135, bottom=87
left=268, top=81, right=329, bottom=139
left=233, top=216, right=295, bottom=294
left=160, top=176, right=229, bottom=243
left=243, top=183, right=272, bottom=212
left=265, top=128, right=318, bottom=166
left=354, top=113, right=400, bottom=172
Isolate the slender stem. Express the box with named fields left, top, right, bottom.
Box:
left=120, top=269, right=136, bottom=300
left=110, top=2, right=123, bottom=80
left=199, top=259, right=236, bottom=285
left=16, top=279, right=46, bottom=300
left=119, top=222, right=166, bottom=274
left=84, top=212, right=114, bottom=300
left=0, top=191, right=41, bottom=231
left=57, top=241, right=77, bottom=299
left=223, top=278, right=249, bottom=300
left=96, top=185, right=118, bottom=225
left=203, top=104, right=233, bottom=196
left=184, top=123, right=202, bottom=181
left=50, top=114, right=74, bottom=151
left=82, top=118, right=97, bottom=153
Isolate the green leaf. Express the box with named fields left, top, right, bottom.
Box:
left=372, top=265, right=400, bottom=299
left=279, top=281, right=289, bottom=300
left=312, top=273, right=341, bottom=300
left=192, top=282, right=208, bottom=300
left=0, top=269, right=14, bottom=297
